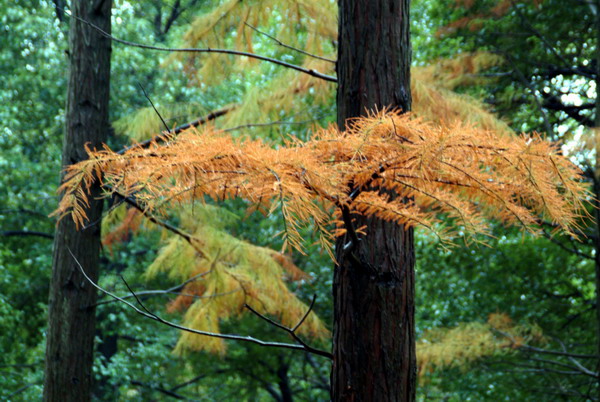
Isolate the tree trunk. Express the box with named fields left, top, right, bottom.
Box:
left=43, top=0, right=112, bottom=400
left=332, top=0, right=415, bottom=401
left=594, top=2, right=600, bottom=397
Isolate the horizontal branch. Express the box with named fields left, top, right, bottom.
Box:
left=493, top=327, right=600, bottom=360
left=1, top=230, right=53, bottom=240
left=66, top=11, right=337, bottom=83
left=91, top=269, right=218, bottom=307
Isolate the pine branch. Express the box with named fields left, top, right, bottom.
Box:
left=64, top=10, right=336, bottom=83
left=69, top=249, right=332, bottom=358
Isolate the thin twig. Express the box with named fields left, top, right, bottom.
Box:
left=493, top=327, right=600, bottom=359
left=224, top=118, right=319, bottom=132
left=91, top=269, right=219, bottom=307
left=1, top=230, right=53, bottom=239
left=68, top=249, right=331, bottom=357
left=117, top=106, right=233, bottom=155
left=244, top=296, right=333, bottom=359
left=244, top=22, right=336, bottom=64
left=130, top=380, right=186, bottom=400
left=138, top=82, right=170, bottom=133
left=64, top=11, right=336, bottom=83
left=292, top=294, right=317, bottom=332
left=541, top=228, right=594, bottom=260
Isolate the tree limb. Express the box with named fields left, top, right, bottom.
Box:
left=244, top=295, right=333, bottom=360
left=63, top=11, right=337, bottom=83
left=244, top=22, right=336, bottom=64
left=69, top=249, right=332, bottom=358
left=1, top=230, right=53, bottom=239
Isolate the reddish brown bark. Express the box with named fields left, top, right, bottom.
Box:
left=43, top=0, right=112, bottom=400
left=333, top=0, right=416, bottom=400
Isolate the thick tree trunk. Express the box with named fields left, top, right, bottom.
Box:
left=332, top=0, right=415, bottom=401
left=43, top=1, right=112, bottom=400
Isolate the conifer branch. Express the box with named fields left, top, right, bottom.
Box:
left=243, top=22, right=336, bottom=64
left=65, top=11, right=337, bottom=83
left=69, top=249, right=331, bottom=357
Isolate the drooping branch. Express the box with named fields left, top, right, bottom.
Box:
left=69, top=249, right=332, bottom=358
left=55, top=111, right=590, bottom=254
left=244, top=295, right=334, bottom=359
left=63, top=11, right=337, bottom=83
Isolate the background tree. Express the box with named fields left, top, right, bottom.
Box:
left=43, top=0, right=112, bottom=400
left=417, top=0, right=600, bottom=398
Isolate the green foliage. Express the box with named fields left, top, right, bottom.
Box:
left=1, top=0, right=595, bottom=400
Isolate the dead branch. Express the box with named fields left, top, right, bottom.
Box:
left=64, top=11, right=337, bottom=83
left=69, top=249, right=332, bottom=358
left=244, top=295, right=333, bottom=359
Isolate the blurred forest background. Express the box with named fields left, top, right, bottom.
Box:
left=1, top=0, right=598, bottom=400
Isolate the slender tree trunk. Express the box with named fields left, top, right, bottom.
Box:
left=594, top=1, right=600, bottom=398
left=332, top=0, right=415, bottom=401
left=43, top=1, right=112, bottom=400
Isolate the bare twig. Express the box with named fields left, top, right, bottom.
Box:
left=6, top=383, right=41, bottom=399
left=102, top=193, right=206, bottom=258
left=138, top=82, right=170, bottom=133
left=541, top=228, right=594, bottom=260
left=91, top=269, right=223, bottom=307
left=244, top=295, right=333, bottom=359
left=244, top=22, right=336, bottom=64
left=0, top=208, right=49, bottom=218
left=69, top=250, right=331, bottom=357
left=493, top=327, right=600, bottom=359
left=117, top=106, right=233, bottom=155
left=64, top=11, right=337, bottom=83
left=130, top=380, right=187, bottom=400
left=1, top=230, right=53, bottom=239
left=224, top=118, right=319, bottom=132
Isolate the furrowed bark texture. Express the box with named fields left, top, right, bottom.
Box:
left=333, top=0, right=415, bottom=401
left=43, top=0, right=112, bottom=400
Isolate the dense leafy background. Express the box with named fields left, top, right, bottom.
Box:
left=0, top=0, right=596, bottom=400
